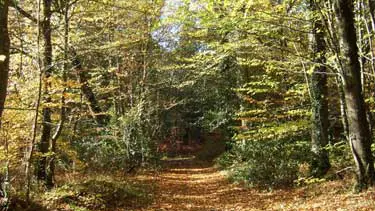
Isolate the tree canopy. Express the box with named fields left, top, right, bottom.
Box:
left=1, top=0, right=375, bottom=210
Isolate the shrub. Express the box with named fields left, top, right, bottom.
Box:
left=217, top=139, right=311, bottom=188
left=42, top=178, right=152, bottom=210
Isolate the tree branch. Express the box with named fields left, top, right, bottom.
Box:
left=9, top=2, right=38, bottom=23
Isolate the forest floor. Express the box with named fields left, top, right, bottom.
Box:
left=16, top=154, right=375, bottom=211
left=127, top=156, right=375, bottom=211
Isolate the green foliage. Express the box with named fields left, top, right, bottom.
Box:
left=217, top=139, right=311, bottom=188
left=165, top=0, right=317, bottom=189
left=71, top=102, right=161, bottom=171
left=327, top=141, right=353, bottom=170
left=4, top=0, right=375, bottom=205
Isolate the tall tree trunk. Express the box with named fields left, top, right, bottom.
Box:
left=0, top=0, right=9, bottom=124
left=334, top=0, right=375, bottom=190
left=37, top=0, right=53, bottom=188
left=309, top=0, right=330, bottom=177
left=0, top=0, right=10, bottom=206
left=46, top=0, right=71, bottom=188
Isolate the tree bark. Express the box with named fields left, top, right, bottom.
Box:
left=0, top=0, right=10, bottom=206
left=367, top=0, right=375, bottom=31
left=309, top=0, right=330, bottom=177
left=334, top=0, right=375, bottom=190
left=46, top=0, right=71, bottom=188
left=336, top=76, right=350, bottom=140
left=0, top=0, right=10, bottom=123
left=37, top=0, right=53, bottom=188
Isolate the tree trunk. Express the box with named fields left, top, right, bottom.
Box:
left=335, top=76, right=350, bottom=140
left=0, top=0, right=10, bottom=123
left=46, top=0, right=71, bottom=188
left=72, top=54, right=108, bottom=126
left=334, top=0, right=375, bottom=190
left=309, top=0, right=330, bottom=177
left=367, top=0, right=375, bottom=31
left=37, top=0, right=53, bottom=188
left=0, top=0, right=10, bottom=206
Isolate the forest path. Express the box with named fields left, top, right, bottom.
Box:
left=129, top=156, right=375, bottom=211
left=131, top=156, right=295, bottom=211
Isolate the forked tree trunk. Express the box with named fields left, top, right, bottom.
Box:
left=334, top=0, right=375, bottom=190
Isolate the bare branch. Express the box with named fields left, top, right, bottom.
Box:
left=9, top=1, right=38, bottom=23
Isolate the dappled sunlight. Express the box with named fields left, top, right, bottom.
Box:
left=168, top=167, right=217, bottom=173
left=127, top=157, right=375, bottom=211
left=128, top=157, right=270, bottom=211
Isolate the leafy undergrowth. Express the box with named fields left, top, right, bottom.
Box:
left=8, top=173, right=155, bottom=211
left=6, top=197, right=48, bottom=211
left=7, top=157, right=375, bottom=211
left=40, top=176, right=154, bottom=211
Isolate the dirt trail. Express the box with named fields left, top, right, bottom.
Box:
left=132, top=157, right=292, bottom=211
left=129, top=156, right=375, bottom=211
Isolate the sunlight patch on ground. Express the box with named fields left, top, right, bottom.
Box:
left=168, top=167, right=214, bottom=172
left=128, top=158, right=375, bottom=211
left=161, top=156, right=196, bottom=161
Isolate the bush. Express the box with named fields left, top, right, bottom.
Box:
left=325, top=141, right=351, bottom=169
left=217, top=139, right=311, bottom=188
left=71, top=103, right=161, bottom=172
left=42, top=178, right=152, bottom=210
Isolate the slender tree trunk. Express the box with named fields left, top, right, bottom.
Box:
left=334, top=0, right=375, bottom=190
left=25, top=0, right=42, bottom=202
left=46, top=0, right=71, bottom=188
left=37, top=0, right=53, bottom=188
left=309, top=0, right=330, bottom=177
left=0, top=0, right=10, bottom=206
left=356, top=0, right=366, bottom=93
